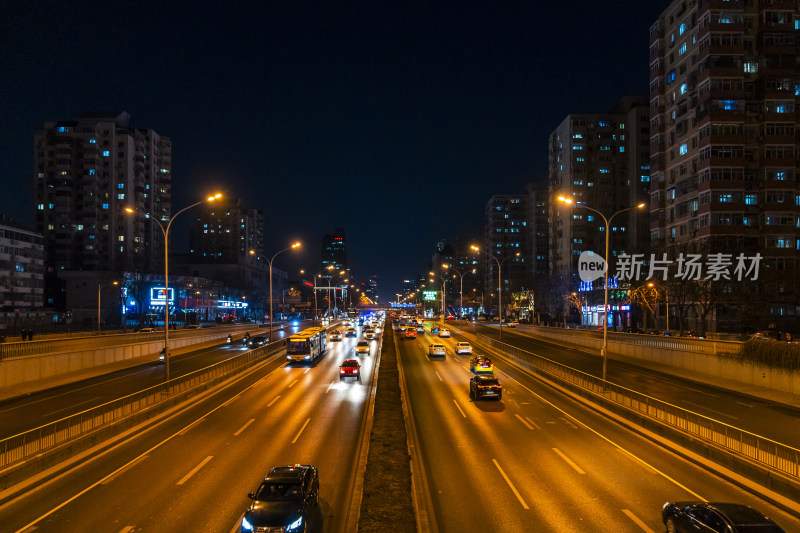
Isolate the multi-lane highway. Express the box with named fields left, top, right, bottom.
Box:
left=398, top=322, right=800, bottom=532
left=0, top=322, right=380, bottom=533
left=0, top=323, right=306, bottom=438
left=456, top=321, right=800, bottom=449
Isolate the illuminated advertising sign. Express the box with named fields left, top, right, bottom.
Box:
left=151, top=287, right=174, bottom=303
left=423, top=290, right=438, bottom=301
left=218, top=300, right=249, bottom=309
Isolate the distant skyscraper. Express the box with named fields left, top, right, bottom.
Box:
left=189, top=198, right=263, bottom=261
left=649, top=1, right=800, bottom=328
left=321, top=228, right=347, bottom=274
left=548, top=97, right=651, bottom=279
left=34, top=111, right=171, bottom=275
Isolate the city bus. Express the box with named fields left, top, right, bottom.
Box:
left=286, top=327, right=328, bottom=363
left=347, top=308, right=359, bottom=319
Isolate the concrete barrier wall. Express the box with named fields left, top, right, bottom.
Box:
left=524, top=326, right=800, bottom=396
left=0, top=331, right=233, bottom=392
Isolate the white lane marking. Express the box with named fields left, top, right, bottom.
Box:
left=498, top=366, right=706, bottom=500
left=736, top=401, right=753, bottom=408
left=452, top=399, right=467, bottom=418
left=291, top=418, right=311, bottom=444
left=552, top=448, right=585, bottom=474
left=177, top=456, right=213, bottom=485
left=234, top=418, right=255, bottom=436
left=434, top=371, right=443, bottom=382
left=463, top=365, right=470, bottom=372
left=492, top=459, right=529, bottom=510
left=524, top=416, right=540, bottom=430
left=514, top=413, right=534, bottom=430
left=303, top=368, right=310, bottom=374
left=682, top=400, right=738, bottom=420
left=326, top=381, right=335, bottom=393
left=267, top=395, right=281, bottom=407
left=662, top=380, right=720, bottom=398
left=559, top=416, right=578, bottom=429
left=101, top=455, right=149, bottom=485
left=177, top=418, right=205, bottom=436
left=119, top=527, right=135, bottom=533
left=288, top=379, right=298, bottom=388
left=221, top=393, right=243, bottom=407
left=622, top=509, right=656, bottom=533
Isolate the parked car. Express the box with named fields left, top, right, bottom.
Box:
left=684, top=330, right=707, bottom=339
left=454, top=342, right=473, bottom=355
left=355, top=340, right=370, bottom=355
left=662, top=501, right=785, bottom=533
left=339, top=359, right=361, bottom=381
left=247, top=335, right=269, bottom=348
left=138, top=327, right=157, bottom=333
left=623, top=327, right=644, bottom=334
left=428, top=343, right=446, bottom=357
left=469, top=375, right=502, bottom=400
left=241, top=464, right=319, bottom=532
left=438, top=328, right=451, bottom=338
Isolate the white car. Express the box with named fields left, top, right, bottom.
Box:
left=438, top=329, right=451, bottom=338
left=355, top=340, right=370, bottom=355
left=454, top=342, right=472, bottom=355
left=428, top=343, right=446, bottom=357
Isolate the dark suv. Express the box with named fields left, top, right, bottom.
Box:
left=469, top=375, right=502, bottom=400
left=247, top=335, right=269, bottom=349
left=242, top=464, right=319, bottom=532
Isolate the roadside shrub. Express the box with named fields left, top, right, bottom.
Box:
left=739, top=339, right=800, bottom=372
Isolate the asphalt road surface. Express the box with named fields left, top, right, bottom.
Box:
left=0, top=323, right=380, bottom=533
left=398, top=322, right=800, bottom=532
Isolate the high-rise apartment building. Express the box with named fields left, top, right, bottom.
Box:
left=189, top=198, right=263, bottom=261
left=549, top=98, right=651, bottom=279
left=524, top=182, right=551, bottom=280
left=0, top=217, right=45, bottom=312
left=34, top=111, right=171, bottom=278
left=649, top=0, right=800, bottom=329
left=484, top=195, right=528, bottom=314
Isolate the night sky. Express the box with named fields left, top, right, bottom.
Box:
left=2, top=1, right=666, bottom=300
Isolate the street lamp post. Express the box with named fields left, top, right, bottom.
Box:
left=266, top=242, right=302, bottom=340
left=444, top=264, right=475, bottom=328
left=126, top=193, right=222, bottom=383
left=97, top=280, right=118, bottom=335
left=558, top=196, right=646, bottom=384
left=471, top=246, right=518, bottom=342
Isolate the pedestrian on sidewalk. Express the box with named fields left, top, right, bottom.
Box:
left=28, top=329, right=34, bottom=341
left=20, top=330, right=26, bottom=341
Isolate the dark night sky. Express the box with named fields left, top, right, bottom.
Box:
left=2, top=1, right=666, bottom=300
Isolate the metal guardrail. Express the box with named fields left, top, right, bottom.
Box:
left=0, top=338, right=287, bottom=469
left=459, top=328, right=800, bottom=480
left=527, top=325, right=742, bottom=357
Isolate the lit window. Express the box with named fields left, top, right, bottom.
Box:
left=118, top=235, right=125, bottom=242
left=641, top=175, right=650, bottom=182
left=679, top=144, right=688, bottom=155
left=89, top=169, right=96, bottom=175
left=679, top=43, right=687, bottom=55
left=102, top=203, right=109, bottom=209
left=744, top=62, right=758, bottom=73
left=679, top=23, right=686, bottom=35
left=118, top=183, right=124, bottom=189
left=89, top=138, right=96, bottom=144
left=102, top=150, right=110, bottom=157
left=680, top=83, right=687, bottom=94
left=37, top=204, right=44, bottom=210
left=117, top=194, right=125, bottom=200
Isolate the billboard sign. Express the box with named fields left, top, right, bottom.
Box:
left=151, top=287, right=174, bottom=304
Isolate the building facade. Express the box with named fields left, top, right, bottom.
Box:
left=34, top=112, right=171, bottom=307
left=483, top=195, right=528, bottom=317
left=649, top=0, right=800, bottom=331
left=0, top=218, right=45, bottom=312
left=189, top=198, right=264, bottom=262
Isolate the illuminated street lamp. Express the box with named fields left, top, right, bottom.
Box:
left=97, top=280, right=118, bottom=335
left=444, top=264, right=475, bottom=328
left=266, top=242, right=302, bottom=340
left=126, top=193, right=222, bottom=382
left=471, top=246, right=519, bottom=341
left=558, top=195, right=646, bottom=384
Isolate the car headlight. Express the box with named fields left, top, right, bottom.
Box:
left=241, top=516, right=254, bottom=531
left=287, top=516, right=303, bottom=531
left=286, top=356, right=292, bottom=360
